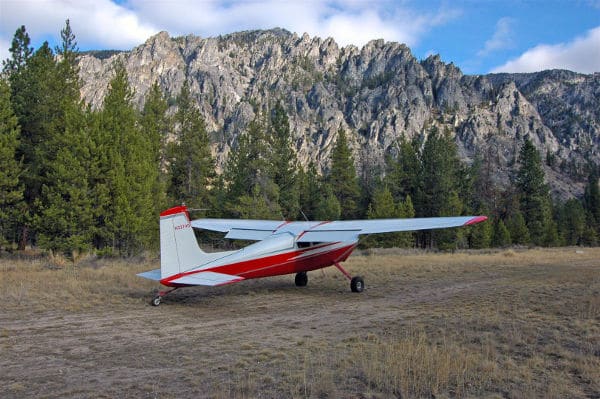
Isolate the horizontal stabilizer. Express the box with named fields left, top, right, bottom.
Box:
left=168, top=271, right=245, bottom=287
left=137, top=269, right=162, bottom=281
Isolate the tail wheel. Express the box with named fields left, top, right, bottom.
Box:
left=295, top=272, right=308, bottom=287
left=350, top=276, right=364, bottom=293
left=151, top=296, right=161, bottom=306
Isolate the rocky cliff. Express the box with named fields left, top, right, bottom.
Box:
left=77, top=29, right=600, bottom=198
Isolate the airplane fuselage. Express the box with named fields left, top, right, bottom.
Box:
left=160, top=236, right=357, bottom=287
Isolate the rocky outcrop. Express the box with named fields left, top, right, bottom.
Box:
left=77, top=29, right=600, bottom=198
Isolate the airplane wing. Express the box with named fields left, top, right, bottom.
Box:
left=191, top=215, right=487, bottom=242
left=296, top=216, right=487, bottom=242
left=191, top=219, right=287, bottom=240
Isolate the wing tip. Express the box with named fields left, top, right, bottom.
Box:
left=137, top=269, right=162, bottom=281
left=464, top=215, right=488, bottom=226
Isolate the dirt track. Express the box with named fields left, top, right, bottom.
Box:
left=1, top=249, right=599, bottom=398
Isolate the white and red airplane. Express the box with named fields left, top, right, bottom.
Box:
left=138, top=205, right=487, bottom=305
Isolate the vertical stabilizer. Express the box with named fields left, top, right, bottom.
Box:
left=159, top=205, right=205, bottom=278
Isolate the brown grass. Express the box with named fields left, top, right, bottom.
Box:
left=1, top=247, right=599, bottom=398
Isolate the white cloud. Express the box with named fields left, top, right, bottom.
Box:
left=491, top=25, right=600, bottom=73
left=128, top=0, right=460, bottom=47
left=478, top=17, right=514, bottom=57
left=1, top=0, right=158, bottom=53
left=0, top=0, right=460, bottom=61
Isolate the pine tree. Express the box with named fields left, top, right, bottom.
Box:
left=140, top=82, right=170, bottom=217
left=365, top=185, right=398, bottom=247
left=491, top=218, right=511, bottom=247
left=96, top=61, right=155, bottom=254
left=516, top=139, right=553, bottom=246
left=543, top=216, right=560, bottom=247
left=225, top=112, right=264, bottom=201
left=469, top=206, right=492, bottom=249
left=168, top=81, right=215, bottom=209
left=328, top=128, right=360, bottom=219
left=314, top=183, right=341, bottom=220
left=385, top=135, right=420, bottom=202
left=470, top=148, right=502, bottom=214
left=2, top=25, right=33, bottom=76
left=298, top=162, right=322, bottom=220
left=437, top=190, right=466, bottom=250
left=557, top=198, right=586, bottom=246
left=87, top=110, right=112, bottom=251
left=4, top=23, right=85, bottom=251
left=506, top=210, right=530, bottom=245
left=15, top=41, right=59, bottom=179
left=224, top=110, right=284, bottom=217
left=583, top=171, right=600, bottom=234
left=418, top=126, right=463, bottom=249
left=228, top=184, right=281, bottom=219
left=36, top=106, right=93, bottom=255
left=396, top=194, right=416, bottom=247
left=35, top=20, right=95, bottom=256
left=419, top=127, right=462, bottom=216
left=6, top=40, right=58, bottom=248
left=54, top=19, right=80, bottom=104
left=266, top=102, right=299, bottom=218
left=367, top=185, right=396, bottom=219
left=581, top=225, right=599, bottom=246
left=0, top=80, right=24, bottom=248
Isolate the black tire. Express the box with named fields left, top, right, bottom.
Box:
left=351, top=276, right=364, bottom=293
left=151, top=296, right=161, bottom=306
left=295, top=272, right=308, bottom=287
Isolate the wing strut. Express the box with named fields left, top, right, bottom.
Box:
left=333, top=261, right=365, bottom=293
left=334, top=261, right=352, bottom=281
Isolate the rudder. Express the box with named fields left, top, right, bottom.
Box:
left=160, top=205, right=205, bottom=278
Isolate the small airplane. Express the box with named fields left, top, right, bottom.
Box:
left=138, top=205, right=487, bottom=305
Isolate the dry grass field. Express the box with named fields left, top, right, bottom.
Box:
left=1, top=248, right=599, bottom=398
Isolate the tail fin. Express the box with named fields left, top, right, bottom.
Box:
left=160, top=205, right=205, bottom=278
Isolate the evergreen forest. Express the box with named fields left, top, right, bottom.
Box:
left=1, top=23, right=599, bottom=257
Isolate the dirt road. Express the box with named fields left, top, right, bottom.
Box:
left=1, top=248, right=598, bottom=398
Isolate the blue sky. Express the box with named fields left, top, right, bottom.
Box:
left=1, top=0, right=599, bottom=74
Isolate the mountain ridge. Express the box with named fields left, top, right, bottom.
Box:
left=76, top=29, right=600, bottom=198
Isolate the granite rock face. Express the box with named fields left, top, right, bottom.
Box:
left=77, top=29, right=600, bottom=198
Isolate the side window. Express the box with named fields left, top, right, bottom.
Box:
left=297, top=242, right=323, bottom=248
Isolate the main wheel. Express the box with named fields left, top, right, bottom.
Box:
left=295, top=272, right=308, bottom=287
left=151, top=296, right=161, bottom=306
left=350, top=276, right=364, bottom=293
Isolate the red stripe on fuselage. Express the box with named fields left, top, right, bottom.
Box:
left=160, top=242, right=357, bottom=287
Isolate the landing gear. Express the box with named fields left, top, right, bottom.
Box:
left=350, top=276, right=364, bottom=293
left=334, top=262, right=365, bottom=293
left=150, top=287, right=178, bottom=306
left=295, top=271, right=308, bottom=287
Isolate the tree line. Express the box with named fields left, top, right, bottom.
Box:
left=1, top=22, right=599, bottom=257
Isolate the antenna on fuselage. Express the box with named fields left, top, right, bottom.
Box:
left=179, top=202, right=209, bottom=214
left=299, top=209, right=309, bottom=222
